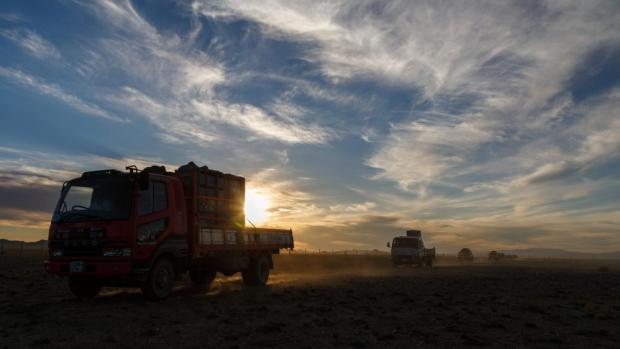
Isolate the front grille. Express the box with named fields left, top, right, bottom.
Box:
left=55, top=227, right=106, bottom=240
left=62, top=240, right=103, bottom=256
left=68, top=229, right=90, bottom=239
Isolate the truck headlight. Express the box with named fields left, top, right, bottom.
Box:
left=103, top=248, right=131, bottom=257
left=89, top=227, right=106, bottom=239
left=51, top=249, right=64, bottom=257
left=56, top=229, right=70, bottom=240
left=137, top=219, right=167, bottom=244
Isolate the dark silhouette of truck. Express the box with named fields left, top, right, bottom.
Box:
left=488, top=250, right=518, bottom=262
left=45, top=162, right=293, bottom=299
left=457, top=248, right=474, bottom=262
left=388, top=230, right=435, bottom=267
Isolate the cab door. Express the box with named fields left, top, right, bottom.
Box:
left=411, top=238, right=421, bottom=260
left=134, top=177, right=172, bottom=257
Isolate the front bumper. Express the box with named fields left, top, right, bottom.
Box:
left=45, top=259, right=149, bottom=279
left=392, top=255, right=414, bottom=262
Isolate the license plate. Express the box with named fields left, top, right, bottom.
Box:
left=70, top=261, right=84, bottom=273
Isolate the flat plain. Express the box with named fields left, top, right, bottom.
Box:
left=1, top=254, right=619, bottom=348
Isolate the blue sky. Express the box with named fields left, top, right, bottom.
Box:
left=0, top=0, right=619, bottom=252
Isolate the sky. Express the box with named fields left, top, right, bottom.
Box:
left=0, top=0, right=619, bottom=253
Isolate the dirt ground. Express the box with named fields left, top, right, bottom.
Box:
left=1, top=255, right=619, bottom=348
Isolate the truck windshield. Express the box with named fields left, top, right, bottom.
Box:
left=53, top=176, right=132, bottom=222
left=393, top=238, right=419, bottom=248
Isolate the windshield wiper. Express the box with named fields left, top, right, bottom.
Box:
left=58, top=211, right=107, bottom=222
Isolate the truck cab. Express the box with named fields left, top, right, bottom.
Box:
left=388, top=230, right=435, bottom=267
left=45, top=168, right=188, bottom=298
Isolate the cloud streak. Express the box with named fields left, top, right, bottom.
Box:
left=195, top=0, right=619, bottom=182
left=0, top=67, right=123, bottom=122
left=76, top=0, right=335, bottom=145
left=0, top=28, right=60, bottom=59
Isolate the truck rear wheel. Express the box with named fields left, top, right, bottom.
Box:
left=189, top=267, right=216, bottom=288
left=68, top=277, right=101, bottom=299
left=242, top=254, right=270, bottom=286
left=425, top=257, right=433, bottom=267
left=142, top=258, right=175, bottom=300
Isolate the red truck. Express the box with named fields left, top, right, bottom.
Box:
left=45, top=162, right=294, bottom=299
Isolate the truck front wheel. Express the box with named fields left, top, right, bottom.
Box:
left=143, top=258, right=175, bottom=300
left=68, top=277, right=101, bottom=299
left=242, top=254, right=270, bottom=286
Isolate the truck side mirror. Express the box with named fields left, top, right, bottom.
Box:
left=386, top=242, right=390, bottom=248
left=139, top=172, right=150, bottom=190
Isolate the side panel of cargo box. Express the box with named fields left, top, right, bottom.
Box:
left=175, top=162, right=245, bottom=258
left=176, top=163, right=293, bottom=259
left=175, top=171, right=199, bottom=258
left=197, top=227, right=294, bottom=252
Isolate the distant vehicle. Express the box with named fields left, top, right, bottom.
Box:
left=488, top=250, right=518, bottom=262
left=45, top=162, right=294, bottom=300
left=488, top=250, right=503, bottom=261
left=388, top=230, right=435, bottom=267
left=457, top=248, right=474, bottom=262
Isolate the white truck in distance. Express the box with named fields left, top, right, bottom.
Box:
left=388, top=230, right=436, bottom=267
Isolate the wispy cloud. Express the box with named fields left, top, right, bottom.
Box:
left=0, top=208, right=50, bottom=229
left=0, top=12, right=25, bottom=23
left=0, top=28, right=60, bottom=59
left=192, top=0, right=620, bottom=251
left=106, top=86, right=219, bottom=144
left=0, top=146, right=173, bottom=188
left=329, top=201, right=376, bottom=212
left=367, top=117, right=496, bottom=189
left=504, top=89, right=620, bottom=188
left=195, top=0, right=619, bottom=181
left=0, top=67, right=123, bottom=122
left=75, top=0, right=335, bottom=145
left=192, top=100, right=333, bottom=143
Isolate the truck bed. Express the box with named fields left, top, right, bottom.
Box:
left=176, top=163, right=294, bottom=256
left=195, top=226, right=294, bottom=253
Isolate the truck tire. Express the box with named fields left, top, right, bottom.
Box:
left=142, top=258, right=175, bottom=300
left=425, top=257, right=433, bottom=267
left=189, top=267, right=216, bottom=288
left=242, top=254, right=270, bottom=286
left=68, top=277, right=101, bottom=299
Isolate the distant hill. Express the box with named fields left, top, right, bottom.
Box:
left=0, top=239, right=48, bottom=250
left=498, top=248, right=620, bottom=260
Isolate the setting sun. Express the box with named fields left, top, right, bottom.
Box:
left=245, top=189, right=271, bottom=225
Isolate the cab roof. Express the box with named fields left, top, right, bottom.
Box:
left=81, top=169, right=122, bottom=178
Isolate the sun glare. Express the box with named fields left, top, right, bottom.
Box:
left=245, top=189, right=271, bottom=226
